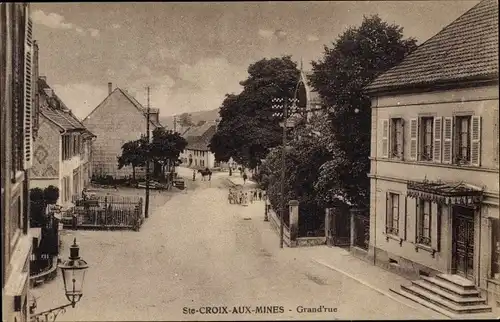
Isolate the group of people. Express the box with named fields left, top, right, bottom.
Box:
left=228, top=188, right=265, bottom=205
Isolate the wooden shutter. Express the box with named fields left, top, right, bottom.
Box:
left=23, top=17, right=33, bottom=169
left=409, top=118, right=418, bottom=160
left=471, top=116, right=481, bottom=166
left=443, top=117, right=453, bottom=164
left=433, top=117, right=442, bottom=162
left=381, top=119, right=389, bottom=158
left=495, top=109, right=499, bottom=165
left=385, top=192, right=390, bottom=233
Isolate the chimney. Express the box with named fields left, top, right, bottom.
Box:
left=108, top=82, right=112, bottom=95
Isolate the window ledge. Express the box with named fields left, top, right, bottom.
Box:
left=384, top=233, right=404, bottom=246
left=414, top=243, right=437, bottom=257
left=370, top=157, right=498, bottom=173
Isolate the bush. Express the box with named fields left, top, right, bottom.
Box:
left=30, top=188, right=47, bottom=228
left=44, top=185, right=59, bottom=204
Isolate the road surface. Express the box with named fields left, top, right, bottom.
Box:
left=31, top=169, right=443, bottom=321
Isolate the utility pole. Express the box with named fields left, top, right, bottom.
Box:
left=280, top=98, right=288, bottom=249
left=144, top=86, right=151, bottom=219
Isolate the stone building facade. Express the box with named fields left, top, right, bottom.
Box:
left=82, top=84, right=162, bottom=180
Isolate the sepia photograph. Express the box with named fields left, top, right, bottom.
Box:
left=1, top=0, right=499, bottom=321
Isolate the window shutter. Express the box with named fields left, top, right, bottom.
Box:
left=23, top=17, right=33, bottom=169
left=381, top=119, right=389, bottom=158
left=409, top=118, right=418, bottom=160
left=471, top=116, right=481, bottom=166
left=433, top=117, right=442, bottom=162
left=443, top=117, right=453, bottom=164
left=495, top=109, right=499, bottom=165
left=385, top=192, right=390, bottom=233
left=431, top=203, right=438, bottom=250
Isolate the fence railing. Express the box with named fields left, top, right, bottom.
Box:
left=67, top=195, right=144, bottom=231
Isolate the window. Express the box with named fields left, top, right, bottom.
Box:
left=455, top=116, right=471, bottom=164
left=386, top=193, right=400, bottom=236
left=390, top=118, right=404, bottom=159
left=417, top=199, right=431, bottom=246
left=420, top=117, right=434, bottom=161
left=492, top=219, right=500, bottom=279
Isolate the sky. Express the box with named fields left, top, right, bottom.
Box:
left=31, top=1, right=480, bottom=120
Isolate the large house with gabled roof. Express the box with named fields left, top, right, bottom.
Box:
left=82, top=82, right=163, bottom=179
left=31, top=76, right=96, bottom=207
left=365, top=0, right=498, bottom=313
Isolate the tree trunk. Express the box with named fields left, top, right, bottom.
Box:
left=132, top=166, right=136, bottom=181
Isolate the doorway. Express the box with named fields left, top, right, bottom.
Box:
left=452, top=206, right=475, bottom=280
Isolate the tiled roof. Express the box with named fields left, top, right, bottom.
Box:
left=184, top=123, right=216, bottom=151
left=38, top=77, right=88, bottom=132
left=366, top=0, right=498, bottom=93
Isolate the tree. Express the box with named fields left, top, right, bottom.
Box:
left=259, top=115, right=331, bottom=228
left=178, top=113, right=194, bottom=127
left=210, top=56, right=300, bottom=169
left=117, top=138, right=148, bottom=181
left=149, top=127, right=188, bottom=177
left=309, top=15, right=417, bottom=207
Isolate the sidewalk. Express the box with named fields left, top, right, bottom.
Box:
left=226, top=175, right=257, bottom=188
left=236, top=200, right=448, bottom=319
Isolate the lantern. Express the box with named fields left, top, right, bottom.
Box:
left=58, top=238, right=89, bottom=307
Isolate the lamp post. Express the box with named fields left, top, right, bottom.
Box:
left=30, top=238, right=89, bottom=322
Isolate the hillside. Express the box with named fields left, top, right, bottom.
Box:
left=159, top=108, right=220, bottom=131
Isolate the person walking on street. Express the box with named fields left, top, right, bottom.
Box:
left=258, top=190, right=262, bottom=201
left=242, top=173, right=247, bottom=184
left=192, top=169, right=196, bottom=181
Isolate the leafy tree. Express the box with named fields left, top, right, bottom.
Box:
left=149, top=127, right=188, bottom=177
left=117, top=138, right=148, bottom=181
left=259, top=115, right=331, bottom=228
left=210, top=56, right=300, bottom=169
left=178, top=113, right=194, bottom=127
left=309, top=15, right=417, bottom=208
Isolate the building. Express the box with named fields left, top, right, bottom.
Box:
left=179, top=121, right=218, bottom=169
left=365, top=0, right=499, bottom=310
left=30, top=76, right=95, bottom=207
left=82, top=83, right=162, bottom=179
left=1, top=3, right=36, bottom=321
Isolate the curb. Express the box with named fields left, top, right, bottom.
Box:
left=311, top=258, right=449, bottom=319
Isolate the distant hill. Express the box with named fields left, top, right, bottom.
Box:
left=159, top=108, right=220, bottom=131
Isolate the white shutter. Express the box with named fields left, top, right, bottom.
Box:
left=443, top=117, right=453, bottom=164
left=471, top=116, right=481, bottom=166
left=409, top=118, right=418, bottom=160
left=23, top=17, right=33, bottom=169
left=433, top=117, right=442, bottom=162
left=381, top=119, right=389, bottom=158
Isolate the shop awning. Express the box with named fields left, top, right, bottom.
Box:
left=407, top=180, right=483, bottom=206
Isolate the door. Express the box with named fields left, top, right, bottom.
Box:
left=452, top=206, right=475, bottom=280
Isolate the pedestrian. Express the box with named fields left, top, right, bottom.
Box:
left=243, top=173, right=247, bottom=184
left=258, top=190, right=262, bottom=201
left=192, top=170, right=196, bottom=181
left=253, top=190, right=257, bottom=200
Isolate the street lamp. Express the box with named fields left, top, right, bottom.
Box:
left=30, top=238, right=89, bottom=322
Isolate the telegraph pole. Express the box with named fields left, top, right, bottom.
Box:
left=144, top=86, right=151, bottom=219
left=280, top=98, right=288, bottom=249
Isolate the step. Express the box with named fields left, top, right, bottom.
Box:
left=401, top=285, right=492, bottom=314
left=412, top=280, right=487, bottom=305
left=436, top=274, right=476, bottom=290
left=421, top=276, right=480, bottom=297
left=390, top=288, right=457, bottom=319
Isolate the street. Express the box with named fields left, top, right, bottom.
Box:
left=31, top=170, right=444, bottom=321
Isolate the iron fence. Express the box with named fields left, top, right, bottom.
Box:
left=68, top=195, right=144, bottom=231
